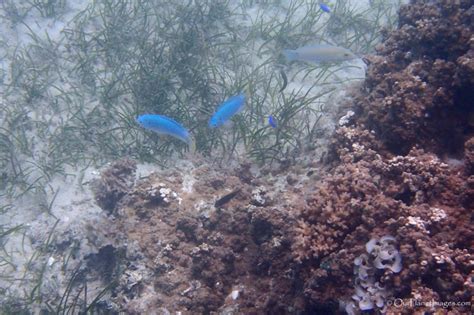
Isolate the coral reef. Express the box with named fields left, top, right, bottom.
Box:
left=293, top=1, right=473, bottom=314
left=105, top=161, right=303, bottom=314
left=90, top=1, right=472, bottom=314
left=359, top=0, right=473, bottom=156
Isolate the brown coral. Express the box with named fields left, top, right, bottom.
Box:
left=91, top=1, right=473, bottom=314
left=465, top=137, right=474, bottom=175
left=358, top=1, right=473, bottom=156
left=103, top=160, right=304, bottom=314
left=92, top=158, right=137, bottom=213
left=293, top=1, right=473, bottom=313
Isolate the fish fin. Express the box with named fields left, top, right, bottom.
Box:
left=282, top=49, right=298, bottom=62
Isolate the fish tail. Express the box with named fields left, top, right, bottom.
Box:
left=282, top=50, right=298, bottom=62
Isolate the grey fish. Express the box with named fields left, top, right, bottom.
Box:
left=283, top=44, right=357, bottom=63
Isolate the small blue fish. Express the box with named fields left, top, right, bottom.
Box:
left=137, top=114, right=191, bottom=144
left=268, top=115, right=277, bottom=128
left=209, top=93, right=246, bottom=128
left=319, top=3, right=331, bottom=13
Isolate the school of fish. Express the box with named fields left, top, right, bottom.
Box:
left=137, top=3, right=358, bottom=146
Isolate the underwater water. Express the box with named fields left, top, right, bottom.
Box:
left=1, top=0, right=473, bottom=314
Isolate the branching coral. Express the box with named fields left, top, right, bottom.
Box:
left=358, top=0, right=473, bottom=156
left=293, top=1, right=473, bottom=313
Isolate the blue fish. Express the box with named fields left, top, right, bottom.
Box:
left=319, top=3, right=331, bottom=13
left=268, top=115, right=277, bottom=128
left=137, top=114, right=191, bottom=144
left=209, top=93, right=246, bottom=128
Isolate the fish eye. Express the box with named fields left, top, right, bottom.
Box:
left=344, top=53, right=350, bottom=57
